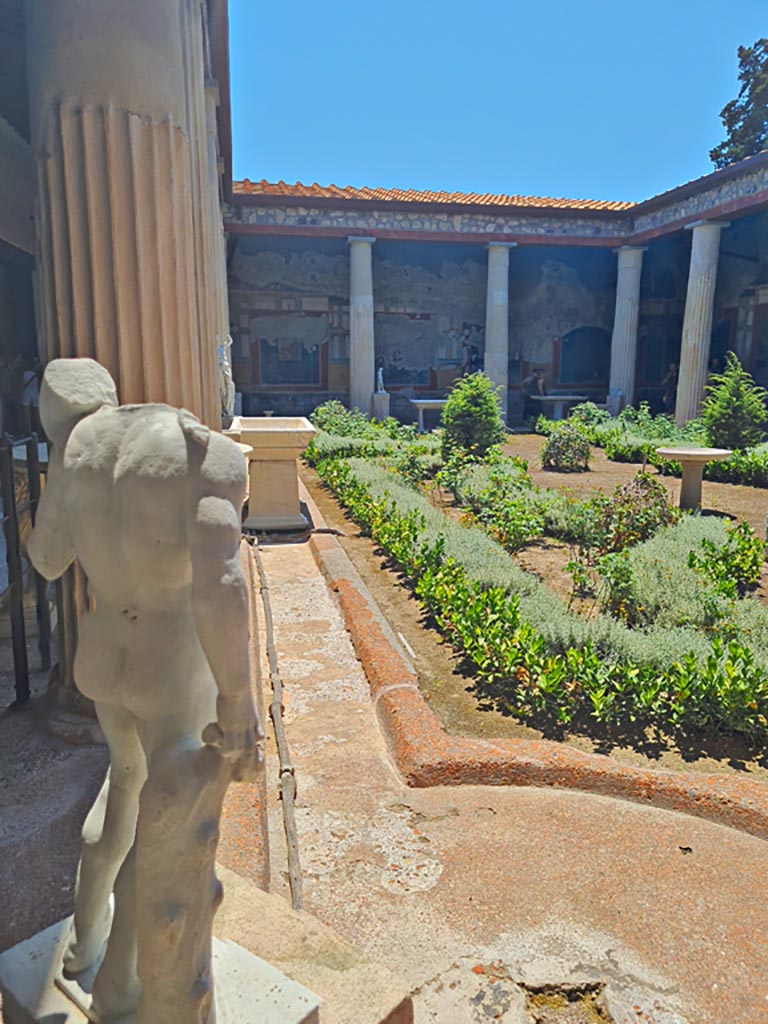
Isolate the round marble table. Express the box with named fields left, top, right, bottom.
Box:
left=654, top=446, right=732, bottom=510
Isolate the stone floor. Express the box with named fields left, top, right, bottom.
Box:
left=3, top=527, right=768, bottom=1022
left=259, top=536, right=768, bottom=1024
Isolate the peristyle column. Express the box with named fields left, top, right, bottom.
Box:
left=485, top=242, right=516, bottom=419
left=608, top=246, right=645, bottom=407
left=24, top=0, right=221, bottom=426
left=23, top=0, right=226, bottom=720
left=348, top=236, right=376, bottom=414
left=675, top=220, right=729, bottom=425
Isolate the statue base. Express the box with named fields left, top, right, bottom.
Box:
left=0, top=918, right=320, bottom=1024
left=372, top=392, right=390, bottom=422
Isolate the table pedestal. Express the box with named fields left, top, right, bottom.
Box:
left=679, top=462, right=705, bottom=510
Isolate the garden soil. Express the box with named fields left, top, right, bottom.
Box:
left=300, top=438, right=768, bottom=782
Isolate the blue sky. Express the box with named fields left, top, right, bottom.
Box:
left=229, top=1, right=766, bottom=203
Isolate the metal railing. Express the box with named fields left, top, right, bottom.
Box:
left=0, top=435, right=52, bottom=707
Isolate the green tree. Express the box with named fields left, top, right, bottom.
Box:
left=440, top=372, right=506, bottom=458
left=710, top=38, right=768, bottom=169
left=702, top=352, right=767, bottom=450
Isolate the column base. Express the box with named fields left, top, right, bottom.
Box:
left=0, top=918, right=320, bottom=1024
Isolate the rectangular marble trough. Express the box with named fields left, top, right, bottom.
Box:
left=227, top=417, right=316, bottom=532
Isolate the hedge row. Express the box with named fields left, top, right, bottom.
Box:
left=316, top=455, right=768, bottom=739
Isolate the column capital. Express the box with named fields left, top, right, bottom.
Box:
left=486, top=241, right=518, bottom=249
left=347, top=236, right=376, bottom=245
left=684, top=219, right=730, bottom=232
left=613, top=245, right=647, bottom=254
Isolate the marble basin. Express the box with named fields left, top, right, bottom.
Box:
left=227, top=417, right=316, bottom=531
left=655, top=446, right=732, bottom=510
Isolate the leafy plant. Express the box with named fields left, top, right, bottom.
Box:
left=569, top=401, right=610, bottom=426
left=392, top=442, right=442, bottom=485
left=565, top=557, right=595, bottom=608
left=688, top=521, right=764, bottom=598
left=440, top=372, right=506, bottom=459
left=598, top=473, right=680, bottom=553
left=540, top=421, right=591, bottom=472
left=701, top=352, right=767, bottom=450
left=597, top=550, right=641, bottom=626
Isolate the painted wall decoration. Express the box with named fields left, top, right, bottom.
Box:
left=223, top=209, right=768, bottom=419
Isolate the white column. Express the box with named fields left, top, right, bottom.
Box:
left=348, top=236, right=376, bottom=414
left=485, top=242, right=516, bottom=419
left=608, top=246, right=645, bottom=407
left=675, top=220, right=729, bottom=425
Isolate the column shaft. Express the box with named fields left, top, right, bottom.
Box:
left=485, top=243, right=515, bottom=418
left=675, top=221, right=727, bottom=425
left=24, top=0, right=227, bottom=712
left=608, top=246, right=645, bottom=406
left=348, top=237, right=375, bottom=414
left=25, top=0, right=221, bottom=427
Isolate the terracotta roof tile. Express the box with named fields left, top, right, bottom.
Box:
left=233, top=178, right=635, bottom=212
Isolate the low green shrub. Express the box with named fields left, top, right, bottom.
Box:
left=310, top=399, right=381, bottom=438
left=310, top=399, right=418, bottom=442
left=316, top=455, right=768, bottom=738
left=597, top=550, right=641, bottom=627
left=688, top=521, right=764, bottom=599
left=540, top=421, right=591, bottom=472
left=569, top=401, right=610, bottom=426
left=304, top=430, right=398, bottom=465
left=598, top=473, right=680, bottom=552
left=390, top=442, right=443, bottom=485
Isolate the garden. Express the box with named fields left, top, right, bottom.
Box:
left=301, top=358, right=768, bottom=775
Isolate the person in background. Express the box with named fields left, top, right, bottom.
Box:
left=661, top=361, right=678, bottom=415
left=20, top=356, right=42, bottom=436
left=522, top=367, right=546, bottom=420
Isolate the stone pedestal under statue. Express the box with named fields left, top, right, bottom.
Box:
left=372, top=391, right=390, bottom=421
left=0, top=919, right=320, bottom=1024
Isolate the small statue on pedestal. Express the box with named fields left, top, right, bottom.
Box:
left=27, top=358, right=263, bottom=1023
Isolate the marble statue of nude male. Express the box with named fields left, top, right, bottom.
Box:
left=27, top=358, right=263, bottom=1024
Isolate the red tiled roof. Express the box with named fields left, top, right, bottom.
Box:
left=233, top=178, right=635, bottom=212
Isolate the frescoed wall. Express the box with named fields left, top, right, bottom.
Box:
left=226, top=209, right=768, bottom=421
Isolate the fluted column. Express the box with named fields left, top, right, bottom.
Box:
left=608, top=246, right=645, bottom=407
left=675, top=221, right=729, bottom=425
left=348, top=237, right=375, bottom=414
left=485, top=243, right=516, bottom=419
left=24, top=0, right=220, bottom=427
left=24, top=0, right=226, bottom=716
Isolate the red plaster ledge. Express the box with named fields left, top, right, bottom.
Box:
left=302, top=484, right=768, bottom=842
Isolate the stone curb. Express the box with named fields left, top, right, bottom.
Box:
left=301, top=481, right=768, bottom=842
left=217, top=542, right=271, bottom=889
